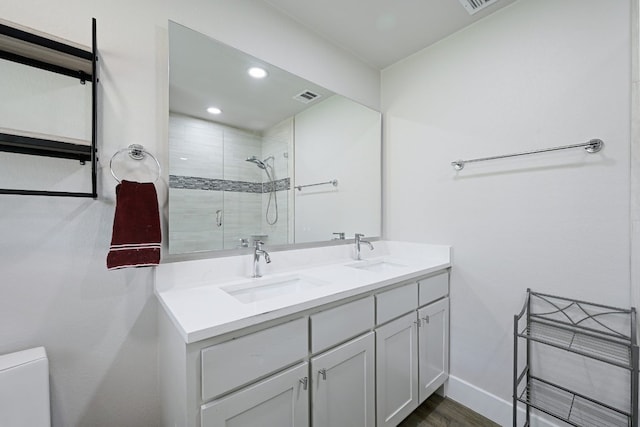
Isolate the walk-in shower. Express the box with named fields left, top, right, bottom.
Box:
left=246, top=156, right=278, bottom=225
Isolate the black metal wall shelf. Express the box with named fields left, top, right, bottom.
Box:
left=0, top=19, right=93, bottom=81
left=0, top=130, right=92, bottom=163
left=513, top=289, right=638, bottom=427
left=0, top=18, right=98, bottom=198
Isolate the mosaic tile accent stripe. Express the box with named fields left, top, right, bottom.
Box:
left=170, top=175, right=290, bottom=193
left=263, top=179, right=291, bottom=192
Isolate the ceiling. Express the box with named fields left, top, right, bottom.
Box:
left=169, top=0, right=518, bottom=132
left=263, top=0, right=517, bottom=69
left=169, top=21, right=335, bottom=132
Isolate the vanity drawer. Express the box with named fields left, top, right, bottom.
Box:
left=418, top=271, right=449, bottom=307
left=376, top=282, right=418, bottom=325
left=311, top=296, right=374, bottom=353
left=201, top=317, right=308, bottom=402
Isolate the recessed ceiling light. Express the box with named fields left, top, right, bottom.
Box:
left=207, top=107, right=222, bottom=115
left=248, top=67, right=268, bottom=79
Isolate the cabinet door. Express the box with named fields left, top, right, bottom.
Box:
left=376, top=312, right=419, bottom=427
left=311, top=332, right=375, bottom=427
left=418, top=297, right=449, bottom=403
left=201, top=362, right=309, bottom=427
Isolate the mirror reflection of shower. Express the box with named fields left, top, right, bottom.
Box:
left=246, top=155, right=279, bottom=225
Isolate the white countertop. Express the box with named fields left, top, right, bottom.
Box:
left=155, top=241, right=451, bottom=343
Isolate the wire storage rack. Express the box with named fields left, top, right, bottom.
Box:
left=513, top=289, right=638, bottom=427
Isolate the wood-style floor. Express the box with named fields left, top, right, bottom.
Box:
left=398, top=394, right=501, bottom=427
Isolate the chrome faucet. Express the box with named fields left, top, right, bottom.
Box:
left=252, top=240, right=271, bottom=278
left=354, top=233, right=373, bottom=260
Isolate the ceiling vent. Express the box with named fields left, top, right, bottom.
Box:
left=293, top=90, right=321, bottom=104
left=458, top=0, right=499, bottom=15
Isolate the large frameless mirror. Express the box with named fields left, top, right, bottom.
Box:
left=168, top=21, right=381, bottom=254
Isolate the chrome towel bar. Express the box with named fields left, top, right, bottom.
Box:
left=451, top=138, right=604, bottom=171
left=295, top=179, right=338, bottom=191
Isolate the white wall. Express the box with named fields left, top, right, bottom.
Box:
left=0, top=59, right=91, bottom=141
left=1, top=1, right=165, bottom=425
left=0, top=1, right=379, bottom=426
left=382, top=0, right=631, bottom=423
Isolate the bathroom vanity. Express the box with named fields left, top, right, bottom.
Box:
left=156, top=241, right=451, bottom=427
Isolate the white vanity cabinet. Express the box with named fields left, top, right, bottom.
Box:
left=197, top=317, right=309, bottom=426
left=200, top=317, right=308, bottom=402
left=158, top=267, right=450, bottom=427
left=158, top=313, right=310, bottom=427
left=375, top=272, right=450, bottom=427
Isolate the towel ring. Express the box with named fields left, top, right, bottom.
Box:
left=110, top=144, right=161, bottom=183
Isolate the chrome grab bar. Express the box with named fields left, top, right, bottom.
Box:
left=295, top=179, right=338, bottom=191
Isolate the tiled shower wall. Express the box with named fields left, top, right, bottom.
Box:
left=262, top=118, right=294, bottom=245
left=168, top=113, right=291, bottom=253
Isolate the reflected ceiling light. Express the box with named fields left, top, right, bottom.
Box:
left=248, top=67, right=268, bottom=79
left=207, top=107, right=222, bottom=115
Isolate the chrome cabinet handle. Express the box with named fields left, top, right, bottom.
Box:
left=299, top=377, right=308, bottom=390
left=215, top=209, right=222, bottom=227
left=422, top=315, right=430, bottom=324
left=414, top=319, right=422, bottom=327
left=319, top=368, right=327, bottom=380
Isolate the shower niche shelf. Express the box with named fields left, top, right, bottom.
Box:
left=0, top=18, right=98, bottom=198
left=513, top=289, right=638, bottom=427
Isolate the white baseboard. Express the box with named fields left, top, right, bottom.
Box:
left=445, top=375, right=559, bottom=427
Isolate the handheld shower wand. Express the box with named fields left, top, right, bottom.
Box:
left=246, top=156, right=279, bottom=225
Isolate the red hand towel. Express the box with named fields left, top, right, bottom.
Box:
left=107, top=180, right=161, bottom=270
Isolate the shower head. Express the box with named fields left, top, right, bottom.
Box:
left=246, top=156, right=267, bottom=169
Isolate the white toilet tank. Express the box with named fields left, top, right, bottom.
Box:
left=0, top=347, right=51, bottom=427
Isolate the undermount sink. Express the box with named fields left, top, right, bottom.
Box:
left=222, top=274, right=330, bottom=304
left=347, top=259, right=408, bottom=273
